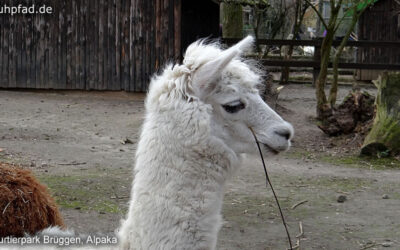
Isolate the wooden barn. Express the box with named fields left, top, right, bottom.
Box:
left=0, top=0, right=220, bottom=91
left=356, top=0, right=400, bottom=80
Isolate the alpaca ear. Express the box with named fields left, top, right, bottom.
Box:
left=191, top=48, right=238, bottom=98
left=229, top=35, right=254, bottom=54
left=192, top=36, right=254, bottom=98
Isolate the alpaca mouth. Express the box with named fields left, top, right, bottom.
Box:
left=262, top=143, right=280, bottom=155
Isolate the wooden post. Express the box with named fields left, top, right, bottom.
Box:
left=221, top=3, right=243, bottom=38
left=174, top=0, right=182, bottom=62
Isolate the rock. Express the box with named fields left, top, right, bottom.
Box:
left=319, top=91, right=375, bottom=136
left=382, top=194, right=389, bottom=199
left=382, top=241, right=393, bottom=247
left=121, top=138, right=134, bottom=145
left=361, top=73, right=400, bottom=156
left=337, top=195, right=347, bottom=203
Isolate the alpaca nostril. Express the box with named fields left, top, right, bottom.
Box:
left=275, top=129, right=291, bottom=140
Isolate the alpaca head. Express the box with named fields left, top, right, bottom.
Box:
left=184, top=36, right=294, bottom=156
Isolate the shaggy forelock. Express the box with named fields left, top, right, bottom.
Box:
left=147, top=39, right=264, bottom=107
left=183, top=39, right=223, bottom=71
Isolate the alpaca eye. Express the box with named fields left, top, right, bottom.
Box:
left=222, top=100, right=245, bottom=113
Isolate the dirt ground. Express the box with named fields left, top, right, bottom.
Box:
left=1, top=84, right=399, bottom=250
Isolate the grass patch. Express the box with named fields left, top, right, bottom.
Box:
left=283, top=150, right=317, bottom=161
left=282, top=174, right=373, bottom=194
left=320, top=155, right=400, bottom=170
left=284, top=149, right=400, bottom=170
left=38, top=172, right=128, bottom=214
left=308, top=176, right=372, bottom=191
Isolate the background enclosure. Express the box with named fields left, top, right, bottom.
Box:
left=0, top=0, right=219, bottom=91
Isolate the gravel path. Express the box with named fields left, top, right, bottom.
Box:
left=0, top=85, right=398, bottom=249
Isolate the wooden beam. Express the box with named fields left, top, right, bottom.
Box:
left=261, top=60, right=400, bottom=70
left=223, top=38, right=400, bottom=48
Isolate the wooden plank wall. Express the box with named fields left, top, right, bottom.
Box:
left=358, top=0, right=400, bottom=64
left=356, top=0, right=400, bottom=80
left=0, top=0, right=182, bottom=91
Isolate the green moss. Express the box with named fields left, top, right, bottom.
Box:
left=364, top=117, right=400, bottom=154
left=363, top=72, right=400, bottom=155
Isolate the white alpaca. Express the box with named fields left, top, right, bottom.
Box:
left=117, top=36, right=293, bottom=250
left=0, top=37, right=293, bottom=250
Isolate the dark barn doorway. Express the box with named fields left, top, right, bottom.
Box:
left=181, top=0, right=220, bottom=55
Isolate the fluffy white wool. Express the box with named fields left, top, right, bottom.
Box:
left=5, top=36, right=293, bottom=250
left=118, top=36, right=293, bottom=250
left=118, top=41, right=253, bottom=250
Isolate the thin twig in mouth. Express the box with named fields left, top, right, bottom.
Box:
left=249, top=127, right=294, bottom=250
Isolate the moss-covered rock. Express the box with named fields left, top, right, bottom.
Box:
left=361, top=72, right=400, bottom=156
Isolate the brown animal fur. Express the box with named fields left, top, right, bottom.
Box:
left=0, top=163, right=64, bottom=237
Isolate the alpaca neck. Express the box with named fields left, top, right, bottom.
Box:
left=118, top=100, right=239, bottom=250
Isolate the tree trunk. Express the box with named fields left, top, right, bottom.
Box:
left=328, top=9, right=365, bottom=107
left=315, top=28, right=334, bottom=119
left=280, top=0, right=308, bottom=85
left=315, top=0, right=342, bottom=119
left=221, top=3, right=243, bottom=38
left=329, top=52, right=340, bottom=107
left=361, top=72, right=400, bottom=156
left=252, top=6, right=262, bottom=54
